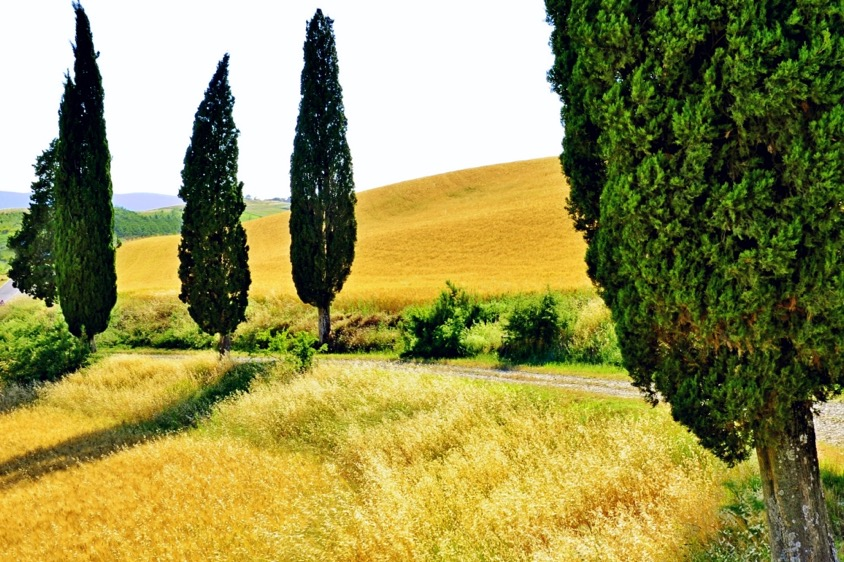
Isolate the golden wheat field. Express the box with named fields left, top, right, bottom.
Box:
left=0, top=355, right=744, bottom=561
left=116, top=157, right=591, bottom=306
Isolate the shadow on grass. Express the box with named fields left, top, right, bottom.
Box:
left=0, top=361, right=268, bottom=491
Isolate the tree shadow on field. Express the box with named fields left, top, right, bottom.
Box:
left=0, top=362, right=267, bottom=491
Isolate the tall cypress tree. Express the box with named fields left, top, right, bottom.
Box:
left=8, top=139, right=59, bottom=308
left=178, top=54, right=250, bottom=355
left=54, top=2, right=116, bottom=350
left=290, top=9, right=357, bottom=347
left=547, top=0, right=844, bottom=557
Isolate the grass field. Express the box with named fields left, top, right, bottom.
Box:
left=117, top=157, right=591, bottom=307
left=0, top=355, right=756, bottom=561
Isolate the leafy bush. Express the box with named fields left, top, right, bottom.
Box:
left=498, top=292, right=573, bottom=363
left=567, top=299, right=623, bottom=365
left=0, top=304, right=89, bottom=384
left=461, top=321, right=504, bottom=356
left=497, top=293, right=622, bottom=365
left=400, top=282, right=496, bottom=358
left=261, top=329, right=325, bottom=372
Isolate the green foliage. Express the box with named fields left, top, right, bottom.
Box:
left=113, top=207, right=182, bottom=240
left=546, top=0, right=844, bottom=466
left=289, top=9, right=357, bottom=344
left=499, top=292, right=572, bottom=363
left=54, top=3, right=116, bottom=342
left=285, top=331, right=326, bottom=372
left=8, top=140, right=59, bottom=307
left=459, top=321, right=504, bottom=356
left=0, top=302, right=89, bottom=384
left=178, top=54, right=251, bottom=354
left=400, top=282, right=495, bottom=359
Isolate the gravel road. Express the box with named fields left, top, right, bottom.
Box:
left=0, top=280, right=21, bottom=304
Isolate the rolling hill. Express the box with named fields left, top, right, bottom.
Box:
left=117, top=157, right=591, bottom=305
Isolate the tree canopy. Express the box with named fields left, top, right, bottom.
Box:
left=54, top=2, right=116, bottom=347
left=546, top=0, right=843, bottom=557
left=289, top=9, right=357, bottom=346
left=178, top=54, right=250, bottom=355
left=8, top=140, right=59, bottom=307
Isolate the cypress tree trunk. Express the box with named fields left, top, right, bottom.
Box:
left=756, top=402, right=838, bottom=562
left=318, top=305, right=330, bottom=348
left=218, top=333, right=232, bottom=356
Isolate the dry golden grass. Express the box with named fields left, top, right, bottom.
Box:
left=0, top=357, right=739, bottom=561
left=207, top=361, right=728, bottom=561
left=117, top=157, right=590, bottom=306
left=0, top=437, right=352, bottom=561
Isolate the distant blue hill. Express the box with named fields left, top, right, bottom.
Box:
left=0, top=191, right=184, bottom=212
left=0, top=192, right=31, bottom=210
left=113, top=193, right=184, bottom=212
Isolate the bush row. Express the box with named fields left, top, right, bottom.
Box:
left=399, top=284, right=622, bottom=365
left=0, top=284, right=621, bottom=386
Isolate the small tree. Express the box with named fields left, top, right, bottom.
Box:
left=178, top=54, right=250, bottom=355
left=54, top=2, right=116, bottom=351
left=546, top=0, right=844, bottom=558
left=289, top=9, right=357, bottom=347
left=8, top=139, right=59, bottom=307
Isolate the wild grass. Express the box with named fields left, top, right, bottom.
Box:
left=0, top=356, right=741, bottom=561
left=117, top=157, right=591, bottom=305
left=9, top=355, right=844, bottom=559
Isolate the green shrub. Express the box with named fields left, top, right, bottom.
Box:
left=461, top=321, right=504, bottom=356
left=261, top=329, right=325, bottom=373
left=499, top=292, right=573, bottom=363
left=0, top=304, right=89, bottom=384
left=232, top=296, right=316, bottom=353
left=567, top=299, right=623, bottom=365
left=399, top=282, right=495, bottom=358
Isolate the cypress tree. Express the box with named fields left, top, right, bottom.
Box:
left=8, top=139, right=59, bottom=308
left=178, top=54, right=250, bottom=355
left=290, top=9, right=357, bottom=347
left=547, top=0, right=844, bottom=557
left=54, top=2, right=116, bottom=350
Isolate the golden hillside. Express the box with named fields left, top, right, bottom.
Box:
left=117, top=157, right=590, bottom=305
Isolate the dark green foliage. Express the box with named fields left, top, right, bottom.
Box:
left=54, top=3, right=116, bottom=342
left=289, top=9, right=357, bottom=344
left=400, top=282, right=493, bottom=359
left=113, top=207, right=182, bottom=240
left=546, top=0, right=844, bottom=464
left=178, top=55, right=251, bottom=354
left=8, top=140, right=59, bottom=307
left=499, top=292, right=571, bottom=363
left=0, top=304, right=89, bottom=384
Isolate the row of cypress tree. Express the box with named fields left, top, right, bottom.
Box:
left=10, top=5, right=357, bottom=355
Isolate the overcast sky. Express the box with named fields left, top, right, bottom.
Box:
left=0, top=1, right=563, bottom=200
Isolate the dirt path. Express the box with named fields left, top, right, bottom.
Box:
left=0, top=280, right=21, bottom=304
left=323, top=358, right=844, bottom=447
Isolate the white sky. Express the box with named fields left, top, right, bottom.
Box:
left=0, top=1, right=563, bottom=200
